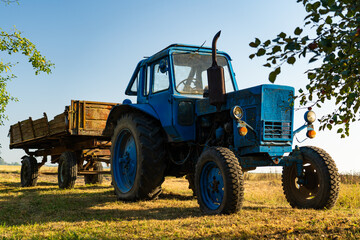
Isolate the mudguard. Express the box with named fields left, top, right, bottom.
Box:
left=103, top=103, right=160, bottom=137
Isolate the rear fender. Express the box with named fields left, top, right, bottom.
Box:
left=103, top=104, right=160, bottom=137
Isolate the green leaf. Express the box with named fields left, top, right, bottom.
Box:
left=294, top=27, right=303, bottom=35
left=256, top=48, right=266, bottom=56
left=319, top=9, right=329, bottom=14
left=249, top=54, right=255, bottom=59
left=278, top=32, right=286, bottom=38
left=272, top=45, right=281, bottom=53
left=308, top=72, right=316, bottom=80
left=263, top=63, right=271, bottom=67
left=337, top=128, right=343, bottom=133
left=264, top=40, right=271, bottom=47
left=274, top=67, right=281, bottom=75
left=287, top=56, right=296, bottom=64
left=269, top=71, right=277, bottom=83
left=249, top=42, right=257, bottom=48
left=325, top=16, right=333, bottom=24
left=255, top=38, right=261, bottom=46
left=313, top=1, right=320, bottom=9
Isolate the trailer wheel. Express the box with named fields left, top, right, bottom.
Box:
left=20, top=156, right=38, bottom=187
left=282, top=146, right=340, bottom=209
left=195, top=147, right=244, bottom=214
left=58, top=151, right=78, bottom=189
left=111, top=113, right=166, bottom=201
left=84, top=162, right=104, bottom=185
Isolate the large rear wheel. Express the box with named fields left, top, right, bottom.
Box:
left=282, top=146, right=339, bottom=209
left=111, top=113, right=166, bottom=201
left=195, top=147, right=244, bottom=214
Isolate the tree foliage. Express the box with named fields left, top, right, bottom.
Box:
left=0, top=1, right=54, bottom=125
left=250, top=0, right=360, bottom=137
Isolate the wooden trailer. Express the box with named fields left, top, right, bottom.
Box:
left=9, top=100, right=118, bottom=189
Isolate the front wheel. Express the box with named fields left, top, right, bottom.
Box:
left=195, top=147, right=244, bottom=214
left=282, top=146, right=340, bottom=209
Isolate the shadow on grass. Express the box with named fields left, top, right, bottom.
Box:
left=0, top=184, right=201, bottom=226
left=159, top=192, right=195, bottom=201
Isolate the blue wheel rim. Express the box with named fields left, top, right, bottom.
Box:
left=113, top=129, right=137, bottom=193
left=200, top=161, right=224, bottom=210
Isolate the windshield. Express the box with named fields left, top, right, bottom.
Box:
left=172, top=52, right=234, bottom=95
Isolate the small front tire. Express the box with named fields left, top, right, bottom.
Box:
left=282, top=146, right=340, bottom=209
left=195, top=147, right=244, bottom=214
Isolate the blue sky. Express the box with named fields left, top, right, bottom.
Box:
left=1, top=0, right=359, bottom=172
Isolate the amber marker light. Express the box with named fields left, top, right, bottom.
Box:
left=238, top=126, right=248, bottom=136
left=307, top=130, right=316, bottom=139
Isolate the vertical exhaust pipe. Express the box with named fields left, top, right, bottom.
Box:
left=207, top=31, right=226, bottom=112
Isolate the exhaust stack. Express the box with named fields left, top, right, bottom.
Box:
left=207, top=31, right=226, bottom=112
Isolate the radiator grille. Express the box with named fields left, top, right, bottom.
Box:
left=263, top=121, right=292, bottom=141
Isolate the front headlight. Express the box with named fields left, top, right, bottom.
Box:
left=231, top=106, right=244, bottom=120
left=304, top=110, right=316, bottom=123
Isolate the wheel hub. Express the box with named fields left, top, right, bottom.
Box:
left=210, top=176, right=220, bottom=193
left=113, top=129, right=137, bottom=193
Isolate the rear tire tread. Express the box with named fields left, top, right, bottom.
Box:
left=111, top=113, right=166, bottom=201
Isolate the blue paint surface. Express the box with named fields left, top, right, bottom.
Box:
left=116, top=44, right=300, bottom=165
left=112, top=129, right=137, bottom=193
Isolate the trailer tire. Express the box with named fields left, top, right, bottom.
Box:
left=84, top=162, right=104, bottom=185
left=282, top=146, right=340, bottom=209
left=58, top=151, right=78, bottom=189
left=195, top=147, right=244, bottom=214
left=111, top=113, right=166, bottom=201
left=20, top=156, right=38, bottom=187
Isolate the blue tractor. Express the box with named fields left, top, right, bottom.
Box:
left=104, top=32, right=339, bottom=214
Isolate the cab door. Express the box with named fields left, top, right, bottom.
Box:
left=148, top=58, right=180, bottom=141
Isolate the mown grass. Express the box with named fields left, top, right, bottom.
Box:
left=0, top=165, right=359, bottom=239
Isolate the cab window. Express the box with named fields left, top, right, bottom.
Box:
left=152, top=58, right=170, bottom=93
left=127, top=70, right=140, bottom=95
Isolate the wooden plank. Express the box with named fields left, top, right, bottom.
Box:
left=85, top=120, right=107, bottom=131
left=49, top=113, right=67, bottom=135
left=85, top=108, right=111, bottom=121
left=33, top=120, right=48, bottom=137
left=10, top=125, right=21, bottom=144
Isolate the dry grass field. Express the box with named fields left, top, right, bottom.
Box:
left=0, top=165, right=359, bottom=239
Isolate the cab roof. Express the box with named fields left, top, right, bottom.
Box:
left=141, top=44, right=232, bottom=66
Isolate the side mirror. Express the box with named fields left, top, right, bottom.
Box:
left=159, top=59, right=168, bottom=73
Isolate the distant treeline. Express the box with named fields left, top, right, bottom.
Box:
left=0, top=158, right=20, bottom=166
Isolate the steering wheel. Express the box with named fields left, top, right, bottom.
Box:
left=176, top=78, right=199, bottom=93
